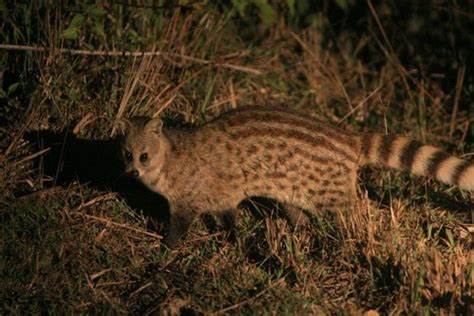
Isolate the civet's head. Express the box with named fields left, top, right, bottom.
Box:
left=116, top=116, right=167, bottom=180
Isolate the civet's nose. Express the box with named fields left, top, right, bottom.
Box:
left=130, top=169, right=139, bottom=178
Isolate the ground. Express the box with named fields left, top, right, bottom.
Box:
left=0, top=2, right=472, bottom=314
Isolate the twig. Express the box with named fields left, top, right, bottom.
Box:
left=338, top=83, right=384, bottom=123
left=78, top=213, right=163, bottom=240
left=7, top=148, right=50, bottom=168
left=68, top=192, right=161, bottom=240
left=18, top=185, right=70, bottom=200
left=289, top=32, right=353, bottom=111
left=455, top=121, right=469, bottom=149
left=130, top=282, right=153, bottom=298
left=213, top=278, right=285, bottom=314
left=449, top=66, right=465, bottom=137
left=113, top=0, right=200, bottom=9
left=74, top=193, right=117, bottom=210
left=366, top=0, right=416, bottom=106
left=188, top=232, right=224, bottom=244
left=114, top=56, right=146, bottom=123
left=0, top=44, right=262, bottom=75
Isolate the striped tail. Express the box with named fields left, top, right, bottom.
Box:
left=360, top=133, right=474, bottom=192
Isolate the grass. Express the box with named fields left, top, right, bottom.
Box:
left=1, top=1, right=473, bottom=314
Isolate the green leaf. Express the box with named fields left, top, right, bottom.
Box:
left=87, top=5, right=106, bottom=18
left=69, top=14, right=85, bottom=28
left=427, top=224, right=432, bottom=239
left=446, top=229, right=455, bottom=247
left=126, top=29, right=139, bottom=42
left=93, top=23, right=106, bottom=39
left=7, top=82, right=20, bottom=95
left=334, top=0, right=349, bottom=10
left=67, top=88, right=81, bottom=102
left=61, top=14, right=84, bottom=39
left=297, top=0, right=310, bottom=15
left=231, top=0, right=248, bottom=18
left=61, top=27, right=79, bottom=40
left=254, top=0, right=275, bottom=25
left=286, top=0, right=296, bottom=16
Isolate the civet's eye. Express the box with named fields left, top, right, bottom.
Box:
left=125, top=151, right=133, bottom=162
left=140, top=153, right=148, bottom=163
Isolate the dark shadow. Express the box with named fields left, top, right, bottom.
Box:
left=353, top=254, right=403, bottom=313
left=21, top=130, right=299, bottom=245
left=426, top=191, right=473, bottom=214
left=23, top=130, right=170, bottom=229
left=359, top=168, right=473, bottom=214
left=362, top=255, right=472, bottom=315
left=239, top=197, right=284, bottom=221
left=238, top=197, right=303, bottom=269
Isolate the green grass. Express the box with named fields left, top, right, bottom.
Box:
left=1, top=1, right=473, bottom=314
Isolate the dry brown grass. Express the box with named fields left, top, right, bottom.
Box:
left=1, top=2, right=472, bottom=314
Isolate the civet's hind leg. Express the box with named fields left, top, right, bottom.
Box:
left=281, top=203, right=310, bottom=228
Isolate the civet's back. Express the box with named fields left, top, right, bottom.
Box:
left=118, top=106, right=473, bottom=247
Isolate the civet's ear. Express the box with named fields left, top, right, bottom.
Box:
left=114, top=117, right=132, bottom=135
left=145, top=117, right=163, bottom=135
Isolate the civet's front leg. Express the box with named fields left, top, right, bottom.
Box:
left=216, top=209, right=239, bottom=242
left=217, top=209, right=238, bottom=232
left=164, top=205, right=196, bottom=248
